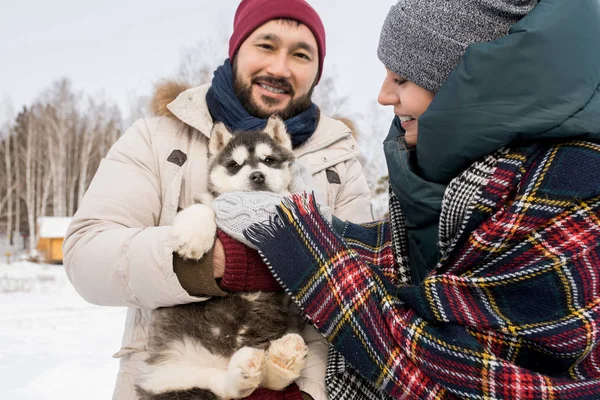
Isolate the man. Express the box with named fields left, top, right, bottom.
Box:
left=63, top=0, right=372, bottom=399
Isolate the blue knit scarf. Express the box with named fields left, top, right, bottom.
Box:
left=205, top=59, right=318, bottom=147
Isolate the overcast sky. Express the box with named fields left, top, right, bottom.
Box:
left=0, top=0, right=397, bottom=125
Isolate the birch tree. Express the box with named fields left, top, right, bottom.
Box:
left=3, top=128, right=13, bottom=243
left=12, top=116, right=22, bottom=241
left=76, top=99, right=121, bottom=207
left=0, top=80, right=124, bottom=250
left=34, top=111, right=52, bottom=226
left=21, top=107, right=39, bottom=250
left=9, top=106, right=42, bottom=250
left=0, top=126, right=16, bottom=229
left=41, top=79, right=76, bottom=217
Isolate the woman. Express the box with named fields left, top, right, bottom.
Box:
left=214, top=0, right=600, bottom=398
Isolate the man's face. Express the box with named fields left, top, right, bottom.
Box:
left=233, top=19, right=319, bottom=120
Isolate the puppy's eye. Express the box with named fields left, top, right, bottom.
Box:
left=263, top=157, right=275, bottom=165
left=227, top=161, right=241, bottom=169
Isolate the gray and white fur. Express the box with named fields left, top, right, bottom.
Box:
left=135, top=116, right=306, bottom=400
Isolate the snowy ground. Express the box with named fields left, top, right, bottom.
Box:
left=0, top=261, right=127, bottom=399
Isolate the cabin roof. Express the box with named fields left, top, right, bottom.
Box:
left=37, top=217, right=72, bottom=239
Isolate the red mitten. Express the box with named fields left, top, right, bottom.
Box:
left=243, top=384, right=304, bottom=400
left=217, top=230, right=282, bottom=292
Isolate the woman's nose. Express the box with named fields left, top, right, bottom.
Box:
left=378, top=83, right=399, bottom=106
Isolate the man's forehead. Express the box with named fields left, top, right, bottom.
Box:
left=250, top=20, right=317, bottom=49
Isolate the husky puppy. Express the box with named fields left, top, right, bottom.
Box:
left=135, top=116, right=307, bottom=400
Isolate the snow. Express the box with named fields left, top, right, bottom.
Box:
left=0, top=261, right=127, bottom=399
left=37, top=217, right=73, bottom=238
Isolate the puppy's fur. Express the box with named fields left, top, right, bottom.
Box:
left=135, top=117, right=306, bottom=400
left=205, top=116, right=295, bottom=201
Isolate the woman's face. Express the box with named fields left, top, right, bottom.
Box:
left=378, top=68, right=435, bottom=147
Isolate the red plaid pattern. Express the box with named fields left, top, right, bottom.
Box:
left=247, top=141, right=600, bottom=399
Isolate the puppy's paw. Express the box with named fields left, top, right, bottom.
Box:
left=172, top=204, right=216, bottom=260
left=262, top=333, right=308, bottom=390
left=226, top=347, right=265, bottom=398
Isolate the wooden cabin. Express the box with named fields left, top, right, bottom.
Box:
left=37, top=217, right=72, bottom=263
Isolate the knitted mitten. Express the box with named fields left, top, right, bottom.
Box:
left=213, top=191, right=284, bottom=248
left=214, top=192, right=332, bottom=249
left=243, top=384, right=305, bottom=400
left=217, top=230, right=281, bottom=292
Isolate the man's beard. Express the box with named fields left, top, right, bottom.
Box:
left=233, top=61, right=315, bottom=121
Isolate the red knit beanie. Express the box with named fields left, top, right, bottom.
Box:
left=228, top=0, right=326, bottom=83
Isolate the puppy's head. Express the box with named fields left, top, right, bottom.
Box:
left=208, top=116, right=295, bottom=195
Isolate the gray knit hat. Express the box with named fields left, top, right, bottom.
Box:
left=378, top=0, right=538, bottom=93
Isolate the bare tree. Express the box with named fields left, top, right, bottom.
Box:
left=77, top=99, right=122, bottom=207
left=125, top=91, right=150, bottom=128
left=0, top=184, right=15, bottom=223
left=36, top=155, right=52, bottom=225
left=75, top=110, right=95, bottom=210
left=357, top=101, right=393, bottom=219
left=3, top=128, right=13, bottom=243
left=0, top=100, right=15, bottom=241
left=0, top=123, right=16, bottom=227
left=312, top=73, right=351, bottom=117
left=175, top=31, right=229, bottom=86
left=9, top=106, right=44, bottom=250
left=41, top=79, right=77, bottom=217
left=12, top=115, right=22, bottom=241
left=0, top=79, right=124, bottom=252
left=21, top=107, right=39, bottom=250
left=32, top=104, right=52, bottom=227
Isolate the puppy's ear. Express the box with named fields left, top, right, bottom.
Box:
left=209, top=122, right=233, bottom=155
left=264, top=115, right=292, bottom=150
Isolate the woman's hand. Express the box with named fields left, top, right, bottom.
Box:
left=213, top=162, right=332, bottom=248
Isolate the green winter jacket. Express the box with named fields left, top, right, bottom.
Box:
left=384, top=0, right=600, bottom=283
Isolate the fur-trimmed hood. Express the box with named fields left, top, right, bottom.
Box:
left=150, top=81, right=192, bottom=118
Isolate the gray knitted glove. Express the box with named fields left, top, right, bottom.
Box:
left=213, top=191, right=284, bottom=248
left=214, top=162, right=332, bottom=248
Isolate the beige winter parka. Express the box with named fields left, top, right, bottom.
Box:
left=63, top=83, right=373, bottom=399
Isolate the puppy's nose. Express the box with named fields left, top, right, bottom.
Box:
left=249, top=171, right=265, bottom=184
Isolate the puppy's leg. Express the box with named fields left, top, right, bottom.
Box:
left=136, top=338, right=230, bottom=397
left=172, top=203, right=216, bottom=260
left=135, top=366, right=226, bottom=400
left=262, top=333, right=308, bottom=390
left=136, top=344, right=265, bottom=399
left=196, top=192, right=215, bottom=206
left=224, top=346, right=265, bottom=398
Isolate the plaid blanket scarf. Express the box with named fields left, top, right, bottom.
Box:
left=245, top=140, right=600, bottom=399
